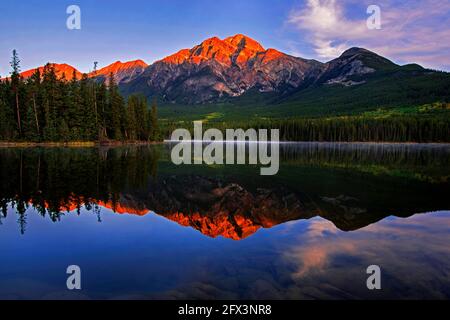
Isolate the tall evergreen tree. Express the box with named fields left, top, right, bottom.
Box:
left=2, top=54, right=159, bottom=143
left=0, top=79, right=15, bottom=139
left=148, top=98, right=159, bottom=141
left=41, top=64, right=59, bottom=141
left=10, top=50, right=22, bottom=136
left=68, top=69, right=82, bottom=140
left=28, top=69, right=42, bottom=138
left=130, top=95, right=148, bottom=140
left=108, top=73, right=125, bottom=140
left=126, top=95, right=138, bottom=140
left=92, top=62, right=100, bottom=138
left=97, top=82, right=108, bottom=140
left=79, top=74, right=96, bottom=140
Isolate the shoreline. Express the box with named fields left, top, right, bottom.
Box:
left=0, top=141, right=163, bottom=148
left=0, top=140, right=450, bottom=148
left=1, top=140, right=449, bottom=148
left=164, top=140, right=450, bottom=146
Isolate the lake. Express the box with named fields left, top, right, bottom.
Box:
left=0, top=142, right=449, bottom=299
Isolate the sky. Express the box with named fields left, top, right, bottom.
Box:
left=0, top=0, right=449, bottom=76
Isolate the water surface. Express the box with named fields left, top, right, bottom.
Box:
left=0, top=143, right=449, bottom=299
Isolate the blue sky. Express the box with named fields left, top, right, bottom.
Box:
left=0, top=0, right=449, bottom=76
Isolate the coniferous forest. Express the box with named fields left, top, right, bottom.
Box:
left=1, top=50, right=449, bottom=143
left=0, top=50, right=160, bottom=143
left=202, top=115, right=450, bottom=143
left=159, top=112, right=450, bottom=143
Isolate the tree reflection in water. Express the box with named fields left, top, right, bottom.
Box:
left=0, top=143, right=449, bottom=239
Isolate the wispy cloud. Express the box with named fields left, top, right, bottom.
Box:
left=282, top=213, right=450, bottom=299
left=288, top=0, right=450, bottom=70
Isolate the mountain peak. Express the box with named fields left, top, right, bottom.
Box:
left=336, top=47, right=397, bottom=71
left=161, top=34, right=267, bottom=67
left=95, top=60, right=148, bottom=72
left=201, top=36, right=222, bottom=45
left=340, top=47, right=373, bottom=58
left=224, top=34, right=265, bottom=52
left=131, top=59, right=148, bottom=66
left=90, top=60, right=148, bottom=83
left=18, top=63, right=82, bottom=80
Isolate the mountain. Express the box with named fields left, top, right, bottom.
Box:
left=122, top=34, right=449, bottom=108
left=6, top=34, right=449, bottom=113
left=24, top=174, right=436, bottom=240
left=315, top=47, right=397, bottom=86
left=89, top=59, right=148, bottom=84
left=9, top=63, right=83, bottom=80
left=123, top=34, right=324, bottom=103
left=7, top=60, right=148, bottom=84
left=52, top=174, right=449, bottom=239
left=269, top=47, right=450, bottom=117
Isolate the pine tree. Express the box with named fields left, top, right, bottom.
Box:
left=92, top=62, right=100, bottom=138
left=10, top=50, right=22, bottom=136
left=128, top=94, right=148, bottom=140
left=108, top=73, right=124, bottom=140
left=58, top=119, right=70, bottom=142
left=68, top=69, right=82, bottom=140
left=41, top=64, right=59, bottom=141
left=148, top=98, right=159, bottom=141
left=126, top=95, right=138, bottom=140
left=1, top=55, right=161, bottom=143
left=79, top=74, right=96, bottom=140
left=0, top=79, right=12, bottom=139
left=24, top=101, right=39, bottom=141
left=28, top=69, right=41, bottom=138
left=0, top=78, right=17, bottom=140
left=96, top=82, right=108, bottom=140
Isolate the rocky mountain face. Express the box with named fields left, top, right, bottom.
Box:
left=123, top=36, right=404, bottom=103
left=13, top=60, right=148, bottom=84
left=90, top=60, right=148, bottom=84
left=316, top=47, right=397, bottom=86
left=124, top=34, right=325, bottom=103
left=11, top=34, right=407, bottom=104
left=140, top=175, right=310, bottom=240
left=44, top=174, right=420, bottom=240
left=18, top=63, right=83, bottom=80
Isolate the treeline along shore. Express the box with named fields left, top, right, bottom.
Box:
left=1, top=50, right=449, bottom=144
left=0, top=50, right=160, bottom=143
left=160, top=111, right=450, bottom=143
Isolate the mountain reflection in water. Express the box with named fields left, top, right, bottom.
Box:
left=0, top=143, right=449, bottom=239
left=0, top=143, right=450, bottom=299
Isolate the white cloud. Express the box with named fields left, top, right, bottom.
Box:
left=313, top=39, right=348, bottom=59
left=288, top=0, right=370, bottom=58
left=288, top=0, right=450, bottom=70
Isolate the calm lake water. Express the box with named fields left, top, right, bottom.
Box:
left=0, top=143, right=449, bottom=300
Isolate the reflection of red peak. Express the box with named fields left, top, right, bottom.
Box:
left=29, top=177, right=307, bottom=241
left=97, top=200, right=149, bottom=216
left=164, top=211, right=261, bottom=240
left=32, top=195, right=279, bottom=240
left=31, top=196, right=149, bottom=216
